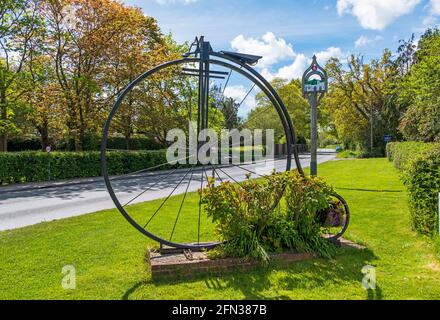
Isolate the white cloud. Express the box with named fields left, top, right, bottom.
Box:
left=315, top=47, right=345, bottom=62
left=430, top=0, right=440, bottom=15
left=423, top=0, right=440, bottom=26
left=355, top=35, right=383, bottom=48
left=262, top=54, right=308, bottom=81
left=223, top=85, right=257, bottom=114
left=261, top=48, right=344, bottom=82
left=230, top=32, right=296, bottom=69
left=155, top=0, right=199, bottom=5
left=337, top=0, right=421, bottom=30
left=230, top=33, right=344, bottom=82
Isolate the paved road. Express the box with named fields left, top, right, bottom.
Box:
left=0, top=151, right=337, bottom=231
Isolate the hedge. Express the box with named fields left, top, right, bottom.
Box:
left=0, top=150, right=174, bottom=185
left=6, top=136, right=163, bottom=152
left=387, top=142, right=440, bottom=235
left=0, top=149, right=270, bottom=185
left=386, top=141, right=437, bottom=170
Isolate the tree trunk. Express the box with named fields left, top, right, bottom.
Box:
left=0, top=134, right=7, bottom=152
left=125, top=134, right=131, bottom=150
left=38, top=124, right=50, bottom=150
left=0, top=87, right=7, bottom=152
left=370, top=108, right=374, bottom=153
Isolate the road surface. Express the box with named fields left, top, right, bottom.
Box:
left=0, top=151, right=337, bottom=231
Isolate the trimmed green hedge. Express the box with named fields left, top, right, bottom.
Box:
left=387, top=142, right=440, bottom=235
left=0, top=149, right=266, bottom=185
left=386, top=142, right=437, bottom=170
left=0, top=150, right=174, bottom=184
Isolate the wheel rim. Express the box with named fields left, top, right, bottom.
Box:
left=101, top=56, right=302, bottom=249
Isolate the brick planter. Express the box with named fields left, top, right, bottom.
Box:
left=149, top=251, right=313, bottom=279
left=149, top=238, right=364, bottom=279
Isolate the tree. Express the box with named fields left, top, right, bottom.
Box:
left=324, top=51, right=399, bottom=154
left=41, top=0, right=170, bottom=150
left=0, top=0, right=45, bottom=151
left=246, top=78, right=309, bottom=143
left=398, top=28, right=440, bottom=142
left=217, top=97, right=240, bottom=130
left=24, top=55, right=66, bottom=149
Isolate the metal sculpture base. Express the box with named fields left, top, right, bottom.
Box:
left=159, top=242, right=219, bottom=254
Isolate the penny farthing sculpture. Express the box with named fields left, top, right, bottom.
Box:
left=102, top=36, right=311, bottom=250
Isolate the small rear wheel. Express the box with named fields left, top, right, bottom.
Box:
left=320, top=193, right=350, bottom=241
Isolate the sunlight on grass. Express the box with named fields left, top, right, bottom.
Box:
left=1, top=158, right=439, bottom=300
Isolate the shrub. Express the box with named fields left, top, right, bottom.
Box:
left=387, top=142, right=440, bottom=235
left=201, top=171, right=337, bottom=262
left=403, top=146, right=440, bottom=235
left=0, top=150, right=177, bottom=185
left=284, top=171, right=338, bottom=258
left=386, top=141, right=437, bottom=170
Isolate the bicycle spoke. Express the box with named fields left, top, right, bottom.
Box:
left=224, top=161, right=270, bottom=179
left=223, top=83, right=256, bottom=127
left=143, top=166, right=194, bottom=228
left=238, top=83, right=256, bottom=109
left=216, top=166, right=243, bottom=186
left=169, top=166, right=195, bottom=241
left=211, top=164, right=224, bottom=183
left=122, top=166, right=182, bottom=207
left=239, top=105, right=270, bottom=130
left=219, top=70, right=232, bottom=102
left=109, top=154, right=191, bottom=180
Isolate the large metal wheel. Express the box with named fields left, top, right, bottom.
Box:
left=101, top=38, right=303, bottom=250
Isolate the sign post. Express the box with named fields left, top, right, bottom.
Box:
left=46, top=145, right=52, bottom=181
left=302, top=55, right=328, bottom=176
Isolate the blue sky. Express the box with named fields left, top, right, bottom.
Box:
left=124, top=0, right=439, bottom=114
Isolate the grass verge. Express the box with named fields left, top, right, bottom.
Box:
left=1, top=158, right=439, bottom=299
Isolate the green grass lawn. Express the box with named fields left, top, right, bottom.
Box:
left=1, top=158, right=439, bottom=300
left=337, top=150, right=363, bottom=159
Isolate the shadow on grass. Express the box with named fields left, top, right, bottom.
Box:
left=122, top=246, right=379, bottom=300
left=335, top=187, right=404, bottom=193
left=367, top=287, right=383, bottom=300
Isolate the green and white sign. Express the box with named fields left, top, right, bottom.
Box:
left=302, top=55, right=328, bottom=94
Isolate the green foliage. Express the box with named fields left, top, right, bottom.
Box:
left=4, top=159, right=440, bottom=299
left=323, top=51, right=401, bottom=156
left=248, top=79, right=309, bottom=143
left=201, top=171, right=336, bottom=262
left=0, top=150, right=180, bottom=184
left=387, top=142, right=440, bottom=235
left=403, top=146, right=440, bottom=235
left=0, top=0, right=46, bottom=151
left=284, top=172, right=337, bottom=258
left=434, top=236, right=440, bottom=261
left=386, top=141, right=437, bottom=170
left=336, top=150, right=361, bottom=159
left=398, top=29, right=440, bottom=142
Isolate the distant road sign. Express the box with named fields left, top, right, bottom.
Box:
left=384, top=135, right=393, bottom=142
